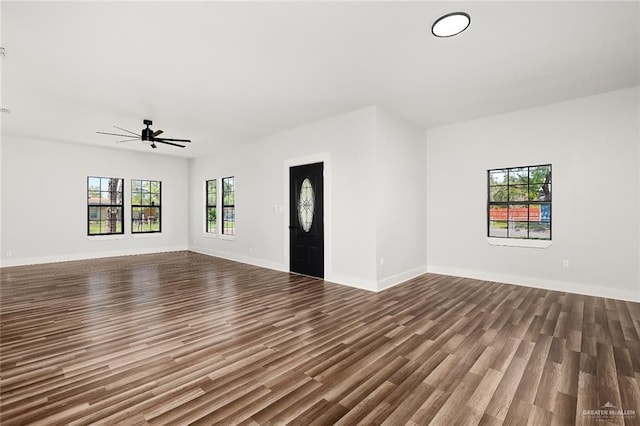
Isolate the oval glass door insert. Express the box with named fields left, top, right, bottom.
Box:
left=298, top=178, right=315, bottom=232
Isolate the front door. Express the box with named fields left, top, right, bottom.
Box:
left=289, top=162, right=324, bottom=278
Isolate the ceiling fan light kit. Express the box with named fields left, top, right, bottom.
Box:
left=97, top=119, right=191, bottom=149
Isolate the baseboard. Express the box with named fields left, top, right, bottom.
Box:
left=0, top=246, right=190, bottom=268
left=191, top=246, right=379, bottom=291
left=327, top=273, right=378, bottom=292
left=189, top=246, right=287, bottom=273
left=377, top=265, right=428, bottom=292
left=190, top=247, right=426, bottom=293
left=427, top=265, right=640, bottom=303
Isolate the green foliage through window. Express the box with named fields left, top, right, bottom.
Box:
left=87, top=176, right=124, bottom=235
left=488, top=165, right=551, bottom=240
left=206, top=179, right=217, bottom=233
left=131, top=179, right=161, bottom=233
left=222, top=177, right=235, bottom=235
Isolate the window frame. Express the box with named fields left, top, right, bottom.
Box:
left=222, top=176, right=235, bottom=236
left=206, top=179, right=217, bottom=234
left=87, top=176, right=124, bottom=236
left=487, top=164, right=552, bottom=241
left=131, top=179, right=162, bottom=234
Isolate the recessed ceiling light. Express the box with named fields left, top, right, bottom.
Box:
left=432, top=12, right=471, bottom=38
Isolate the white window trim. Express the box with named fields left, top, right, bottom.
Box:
left=487, top=237, right=552, bottom=249
left=87, top=235, right=125, bottom=241
left=131, top=233, right=163, bottom=239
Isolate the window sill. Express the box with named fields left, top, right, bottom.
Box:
left=203, top=232, right=218, bottom=239
left=486, top=237, right=552, bottom=249
left=219, top=234, right=236, bottom=241
left=131, top=233, right=163, bottom=239
left=87, top=234, right=124, bottom=241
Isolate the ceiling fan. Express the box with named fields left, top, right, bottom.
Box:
left=97, top=119, right=191, bottom=149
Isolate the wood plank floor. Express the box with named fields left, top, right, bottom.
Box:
left=1, top=251, right=639, bottom=425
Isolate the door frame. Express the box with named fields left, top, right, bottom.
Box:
left=283, top=153, right=332, bottom=279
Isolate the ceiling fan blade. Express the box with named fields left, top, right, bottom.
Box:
left=97, top=131, right=138, bottom=138
left=116, top=138, right=139, bottom=143
left=113, top=126, right=139, bottom=137
left=155, top=137, right=191, bottom=143
left=153, top=130, right=164, bottom=137
left=155, top=140, right=185, bottom=148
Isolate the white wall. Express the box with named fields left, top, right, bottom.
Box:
left=1, top=106, right=426, bottom=292
left=189, top=106, right=428, bottom=292
left=3, top=89, right=637, bottom=301
left=189, top=106, right=380, bottom=290
left=0, top=137, right=189, bottom=266
left=375, top=107, right=427, bottom=289
left=426, top=87, right=640, bottom=302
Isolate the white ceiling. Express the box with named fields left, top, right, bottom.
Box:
left=2, top=1, right=638, bottom=158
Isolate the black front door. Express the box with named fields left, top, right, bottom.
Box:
left=289, top=162, right=324, bottom=278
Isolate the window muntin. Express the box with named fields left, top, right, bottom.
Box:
left=131, top=179, right=161, bottom=233
left=206, top=179, right=217, bottom=233
left=87, top=176, right=124, bottom=235
left=488, top=164, right=551, bottom=240
left=222, top=176, right=235, bottom=235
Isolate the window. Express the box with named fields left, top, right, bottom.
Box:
left=488, top=164, right=551, bottom=240
left=206, top=179, right=217, bottom=233
left=87, top=176, right=124, bottom=235
left=222, top=176, right=235, bottom=235
left=131, top=179, right=161, bottom=233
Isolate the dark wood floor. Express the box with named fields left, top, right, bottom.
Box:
left=1, top=252, right=639, bottom=425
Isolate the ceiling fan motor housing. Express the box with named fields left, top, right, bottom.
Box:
left=141, top=127, right=153, bottom=141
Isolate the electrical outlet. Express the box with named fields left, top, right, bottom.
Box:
left=380, top=257, right=384, bottom=266
left=6, top=250, right=12, bottom=257
left=562, top=260, right=570, bottom=268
